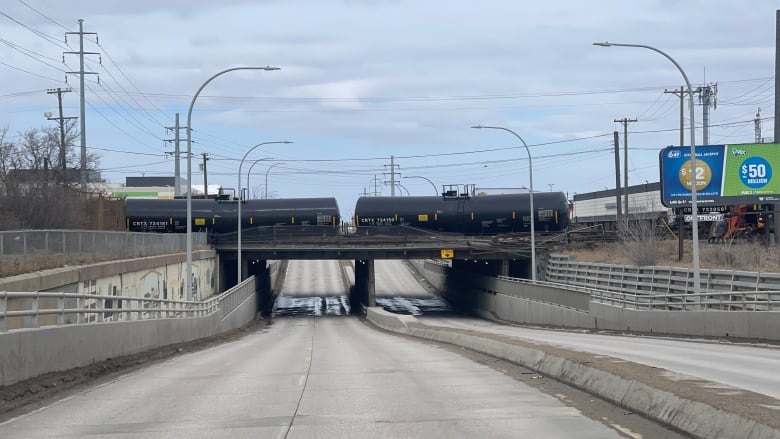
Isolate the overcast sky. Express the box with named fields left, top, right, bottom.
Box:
left=1, top=1, right=776, bottom=217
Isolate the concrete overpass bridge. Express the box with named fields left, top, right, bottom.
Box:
left=210, top=225, right=541, bottom=306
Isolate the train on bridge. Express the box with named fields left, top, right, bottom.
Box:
left=354, top=190, right=569, bottom=234
left=125, top=188, right=570, bottom=237
left=126, top=197, right=341, bottom=234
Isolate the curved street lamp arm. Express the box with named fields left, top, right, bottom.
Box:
left=265, top=162, right=286, bottom=199
left=471, top=124, right=536, bottom=281
left=593, top=41, right=699, bottom=295
left=403, top=175, right=438, bottom=196
left=185, top=66, right=280, bottom=297
left=246, top=157, right=274, bottom=197
left=238, top=142, right=291, bottom=282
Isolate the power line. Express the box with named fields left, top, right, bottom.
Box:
left=17, top=0, right=71, bottom=31
left=0, top=10, right=68, bottom=49
left=0, top=59, right=63, bottom=82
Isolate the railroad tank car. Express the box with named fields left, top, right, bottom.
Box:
left=126, top=198, right=341, bottom=233
left=354, top=192, right=569, bottom=234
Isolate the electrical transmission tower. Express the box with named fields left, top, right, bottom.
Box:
left=164, top=113, right=189, bottom=196
left=698, top=83, right=717, bottom=145
left=64, top=19, right=99, bottom=191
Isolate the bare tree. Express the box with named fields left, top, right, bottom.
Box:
left=620, top=218, right=663, bottom=266
left=0, top=122, right=104, bottom=231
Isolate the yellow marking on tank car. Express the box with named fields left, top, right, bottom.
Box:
left=212, top=217, right=216, bottom=225
left=291, top=216, right=295, bottom=224
left=418, top=214, right=428, bottom=222
left=512, top=211, right=516, bottom=220
left=169, top=217, right=173, bottom=224
left=554, top=211, right=558, bottom=223
left=394, top=213, right=398, bottom=221
left=250, top=217, right=254, bottom=225
left=194, top=218, right=206, bottom=226
left=434, top=212, right=438, bottom=221
left=470, top=212, right=475, bottom=220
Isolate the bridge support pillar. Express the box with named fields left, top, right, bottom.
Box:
left=499, top=257, right=510, bottom=277
left=354, top=259, right=376, bottom=309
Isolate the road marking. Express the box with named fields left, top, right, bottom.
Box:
left=610, top=423, right=643, bottom=439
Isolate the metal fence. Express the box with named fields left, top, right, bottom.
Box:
left=590, top=288, right=780, bottom=311
left=546, top=254, right=780, bottom=311
left=0, top=276, right=256, bottom=331
left=0, top=230, right=207, bottom=258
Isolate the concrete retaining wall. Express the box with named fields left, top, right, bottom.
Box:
left=412, top=260, right=780, bottom=340
left=591, top=302, right=780, bottom=339
left=1, top=251, right=217, bottom=330
left=0, top=278, right=257, bottom=386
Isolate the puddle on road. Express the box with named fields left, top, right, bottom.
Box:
left=273, top=295, right=457, bottom=317
left=273, top=295, right=351, bottom=317
left=376, top=296, right=455, bottom=316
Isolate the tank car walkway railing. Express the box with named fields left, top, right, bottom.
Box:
left=0, top=276, right=256, bottom=332
left=546, top=254, right=780, bottom=311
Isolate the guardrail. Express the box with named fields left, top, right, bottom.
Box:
left=591, top=288, right=780, bottom=311
left=0, top=230, right=208, bottom=258
left=545, top=254, right=780, bottom=311
left=546, top=254, right=780, bottom=293
left=0, top=276, right=256, bottom=331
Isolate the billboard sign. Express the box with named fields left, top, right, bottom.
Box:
left=660, top=143, right=780, bottom=207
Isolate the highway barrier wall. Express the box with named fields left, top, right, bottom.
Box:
left=0, top=252, right=261, bottom=386
left=411, top=259, right=780, bottom=340
left=1, top=251, right=218, bottom=330
left=365, top=308, right=780, bottom=439
left=0, top=277, right=257, bottom=386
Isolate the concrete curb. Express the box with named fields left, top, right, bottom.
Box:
left=366, top=308, right=780, bottom=439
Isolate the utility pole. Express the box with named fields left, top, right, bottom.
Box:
left=45, top=88, right=77, bottom=179
left=698, top=83, right=717, bottom=145
left=372, top=175, right=381, bottom=197
left=775, top=9, right=779, bottom=144
left=614, top=117, right=637, bottom=216
left=201, top=153, right=210, bottom=198
left=64, top=19, right=99, bottom=192
left=755, top=108, right=763, bottom=143
left=384, top=156, right=399, bottom=197
left=664, top=86, right=686, bottom=146
left=164, top=113, right=186, bottom=196
left=612, top=131, right=623, bottom=232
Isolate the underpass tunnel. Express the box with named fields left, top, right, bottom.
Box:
left=452, top=257, right=530, bottom=278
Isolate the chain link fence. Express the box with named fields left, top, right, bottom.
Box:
left=0, top=230, right=207, bottom=259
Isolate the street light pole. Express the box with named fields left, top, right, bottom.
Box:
left=238, top=142, right=291, bottom=282
left=403, top=175, right=439, bottom=196
left=246, top=156, right=274, bottom=198
left=185, top=66, right=280, bottom=300
left=265, top=162, right=286, bottom=199
left=593, top=41, right=700, bottom=295
left=471, top=125, right=536, bottom=281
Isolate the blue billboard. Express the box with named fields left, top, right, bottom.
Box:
left=659, top=143, right=780, bottom=207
